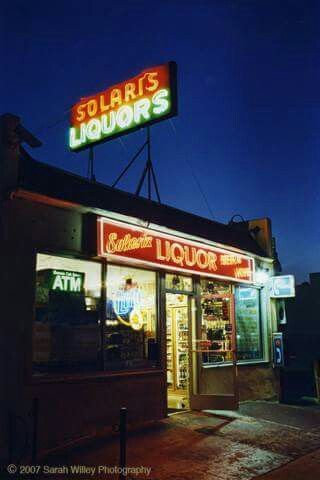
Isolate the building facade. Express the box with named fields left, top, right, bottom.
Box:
left=1, top=114, right=280, bottom=461
left=282, top=274, right=320, bottom=403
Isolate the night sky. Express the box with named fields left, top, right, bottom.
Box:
left=2, top=0, right=320, bottom=283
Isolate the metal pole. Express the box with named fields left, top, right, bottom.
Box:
left=119, top=407, right=127, bottom=480
left=32, top=399, right=39, bottom=464
left=150, top=161, right=161, bottom=203
left=8, top=410, right=14, bottom=465
left=147, top=127, right=151, bottom=200
left=112, top=140, right=148, bottom=188
left=135, top=162, right=149, bottom=196
left=88, top=146, right=96, bottom=181
left=134, top=126, right=161, bottom=202
left=87, top=148, right=91, bottom=178
left=147, top=165, right=151, bottom=200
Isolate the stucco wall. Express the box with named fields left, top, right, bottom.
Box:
left=238, top=364, right=279, bottom=401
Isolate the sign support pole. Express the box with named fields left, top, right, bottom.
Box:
left=135, top=127, right=161, bottom=203
left=147, top=127, right=151, bottom=200
left=87, top=146, right=96, bottom=181
left=112, top=140, right=148, bottom=188
left=111, top=127, right=161, bottom=203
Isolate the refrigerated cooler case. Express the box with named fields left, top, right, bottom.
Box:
left=200, top=294, right=234, bottom=364
left=166, top=295, right=189, bottom=393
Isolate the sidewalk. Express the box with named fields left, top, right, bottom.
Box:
left=3, top=402, right=320, bottom=479
left=254, top=448, right=320, bottom=480
left=32, top=402, right=320, bottom=480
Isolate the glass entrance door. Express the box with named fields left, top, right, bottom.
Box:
left=166, top=293, right=190, bottom=410
left=189, top=290, right=239, bottom=411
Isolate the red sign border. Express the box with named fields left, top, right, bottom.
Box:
left=70, top=61, right=178, bottom=152
left=97, top=217, right=255, bottom=284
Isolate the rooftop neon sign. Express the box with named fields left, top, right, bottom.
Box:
left=69, top=62, right=177, bottom=151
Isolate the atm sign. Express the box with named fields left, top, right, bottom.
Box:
left=51, top=270, right=84, bottom=293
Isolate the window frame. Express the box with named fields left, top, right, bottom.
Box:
left=198, top=280, right=235, bottom=367
left=235, top=284, right=265, bottom=364
left=30, top=250, right=269, bottom=385
left=104, top=262, right=160, bottom=371
left=30, top=251, right=163, bottom=383
left=165, top=273, right=194, bottom=295
left=196, top=278, right=266, bottom=368
left=32, top=251, right=104, bottom=377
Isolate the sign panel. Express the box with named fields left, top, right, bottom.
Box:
left=97, top=218, right=255, bottom=282
left=37, top=269, right=85, bottom=294
left=270, top=275, right=295, bottom=298
left=272, top=333, right=284, bottom=367
left=51, top=270, right=84, bottom=293
left=69, top=62, right=177, bottom=151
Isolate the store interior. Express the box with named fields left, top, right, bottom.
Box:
left=166, top=293, right=190, bottom=410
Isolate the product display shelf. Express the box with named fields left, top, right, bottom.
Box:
left=166, top=304, right=189, bottom=393
left=166, top=309, right=174, bottom=388
left=201, top=294, right=233, bottom=363
left=175, top=308, right=188, bottom=391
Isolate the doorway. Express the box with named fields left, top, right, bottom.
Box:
left=166, top=293, right=190, bottom=410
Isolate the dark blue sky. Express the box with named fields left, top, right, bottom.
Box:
left=2, top=0, right=320, bottom=282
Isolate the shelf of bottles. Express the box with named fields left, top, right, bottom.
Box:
left=175, top=308, right=188, bottom=390
left=166, top=308, right=173, bottom=388
left=166, top=301, right=189, bottom=392
left=200, top=280, right=233, bottom=365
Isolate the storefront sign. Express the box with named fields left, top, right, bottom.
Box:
left=37, top=269, right=85, bottom=294
left=270, top=275, right=295, bottom=298
left=51, top=270, right=84, bottom=293
left=97, top=218, right=255, bottom=282
left=69, top=62, right=177, bottom=151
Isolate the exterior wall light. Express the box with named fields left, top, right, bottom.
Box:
left=255, top=269, right=269, bottom=285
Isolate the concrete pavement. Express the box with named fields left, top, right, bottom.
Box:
left=254, top=448, right=320, bottom=480
left=3, top=401, right=320, bottom=479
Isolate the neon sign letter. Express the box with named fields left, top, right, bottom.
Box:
left=69, top=62, right=177, bottom=151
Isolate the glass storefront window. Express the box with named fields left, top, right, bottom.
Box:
left=235, top=287, right=263, bottom=361
left=200, top=279, right=233, bottom=364
left=33, top=254, right=264, bottom=376
left=165, top=274, right=193, bottom=292
left=33, top=254, right=101, bottom=375
left=200, top=279, right=231, bottom=295
left=105, top=265, right=158, bottom=370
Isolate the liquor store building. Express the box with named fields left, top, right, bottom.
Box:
left=1, top=115, right=280, bottom=459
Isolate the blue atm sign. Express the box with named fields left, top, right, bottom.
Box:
left=270, top=275, right=295, bottom=298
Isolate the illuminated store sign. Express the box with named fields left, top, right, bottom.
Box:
left=111, top=282, right=144, bottom=331
left=51, top=270, right=84, bottom=293
left=270, top=275, right=295, bottom=298
left=113, top=288, right=141, bottom=316
left=69, top=62, right=177, bottom=151
left=97, top=218, right=255, bottom=283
